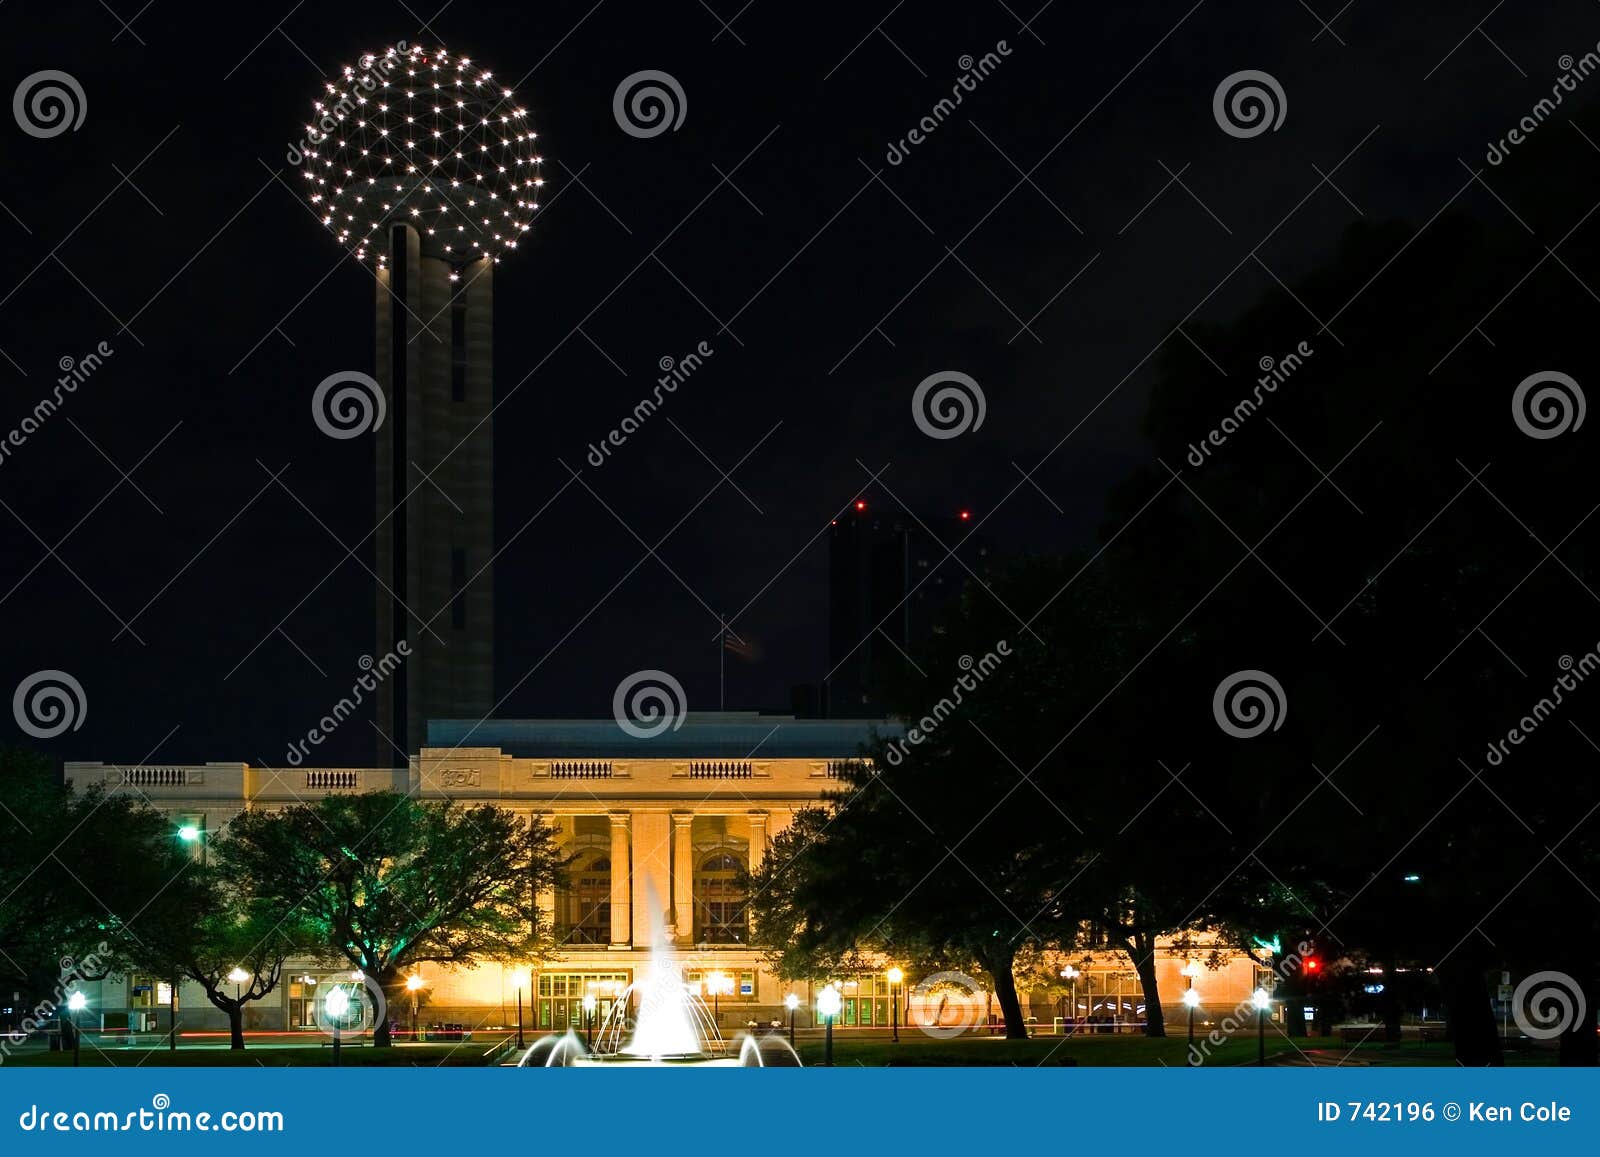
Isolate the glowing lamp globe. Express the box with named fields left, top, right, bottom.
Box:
left=324, top=986, right=351, bottom=1020
left=67, top=992, right=87, bottom=1012
left=299, top=43, right=543, bottom=264
left=816, top=986, right=842, bottom=1019
left=784, top=993, right=800, bottom=1011
left=1182, top=988, right=1201, bottom=1009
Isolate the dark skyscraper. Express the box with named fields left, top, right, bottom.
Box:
left=295, top=43, right=543, bottom=762
left=824, top=503, right=993, bottom=716
left=373, top=231, right=496, bottom=762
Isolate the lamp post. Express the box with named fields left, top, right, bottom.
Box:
left=706, top=970, right=734, bottom=1027
left=886, top=967, right=903, bottom=1042
left=1182, top=988, right=1200, bottom=1060
left=1180, top=961, right=1201, bottom=1060
left=784, top=992, right=799, bottom=1046
left=509, top=970, right=528, bottom=1049
left=1252, top=988, right=1271, bottom=1067
left=1061, top=965, right=1079, bottom=1035
left=66, top=991, right=86, bottom=1067
left=582, top=994, right=596, bottom=1049
left=406, top=975, right=424, bottom=1040
left=817, top=983, right=841, bottom=1066
left=325, top=984, right=350, bottom=1067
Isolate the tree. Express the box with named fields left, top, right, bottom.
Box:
left=216, top=791, right=565, bottom=1046
left=135, top=868, right=322, bottom=1050
left=0, top=748, right=197, bottom=1048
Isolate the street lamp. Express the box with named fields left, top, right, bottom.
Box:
left=784, top=992, right=799, bottom=1045
left=1061, top=965, right=1080, bottom=1035
left=406, top=974, right=424, bottom=1040
left=817, top=983, right=842, bottom=1067
left=1252, top=987, right=1271, bottom=1067
left=1182, top=987, right=1201, bottom=1060
left=582, top=994, right=597, bottom=1049
left=324, top=984, right=350, bottom=1067
left=886, top=966, right=903, bottom=1042
left=509, top=969, right=529, bottom=1049
left=67, top=991, right=87, bottom=1068
left=706, top=970, right=734, bottom=1027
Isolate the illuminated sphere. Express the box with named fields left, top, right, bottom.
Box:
left=299, top=43, right=543, bottom=264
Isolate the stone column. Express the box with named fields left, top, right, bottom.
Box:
left=671, top=813, right=694, bottom=946
left=534, top=811, right=557, bottom=935
left=747, top=811, right=768, bottom=872
left=608, top=813, right=631, bottom=947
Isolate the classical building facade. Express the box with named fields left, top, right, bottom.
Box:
left=62, top=714, right=1266, bottom=1041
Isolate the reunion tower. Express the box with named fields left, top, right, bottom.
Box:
left=299, top=42, right=544, bottom=761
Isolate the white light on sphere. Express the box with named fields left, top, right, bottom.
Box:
left=324, top=986, right=351, bottom=1019
left=784, top=993, right=799, bottom=1011
left=298, top=42, right=543, bottom=264
left=1182, top=988, right=1201, bottom=1009
left=67, top=992, right=87, bottom=1012
left=816, top=986, right=842, bottom=1018
left=1251, top=988, right=1271, bottom=1011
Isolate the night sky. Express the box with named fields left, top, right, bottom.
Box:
left=0, top=0, right=1586, bottom=764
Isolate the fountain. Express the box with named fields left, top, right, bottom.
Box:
left=518, top=891, right=801, bottom=1068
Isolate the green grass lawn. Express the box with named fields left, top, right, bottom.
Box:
left=6, top=1032, right=1554, bottom=1068
left=6, top=1041, right=505, bottom=1067
left=793, top=1032, right=1554, bottom=1067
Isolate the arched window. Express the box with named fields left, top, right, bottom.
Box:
left=559, top=849, right=611, bottom=945
left=695, top=848, right=748, bottom=944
